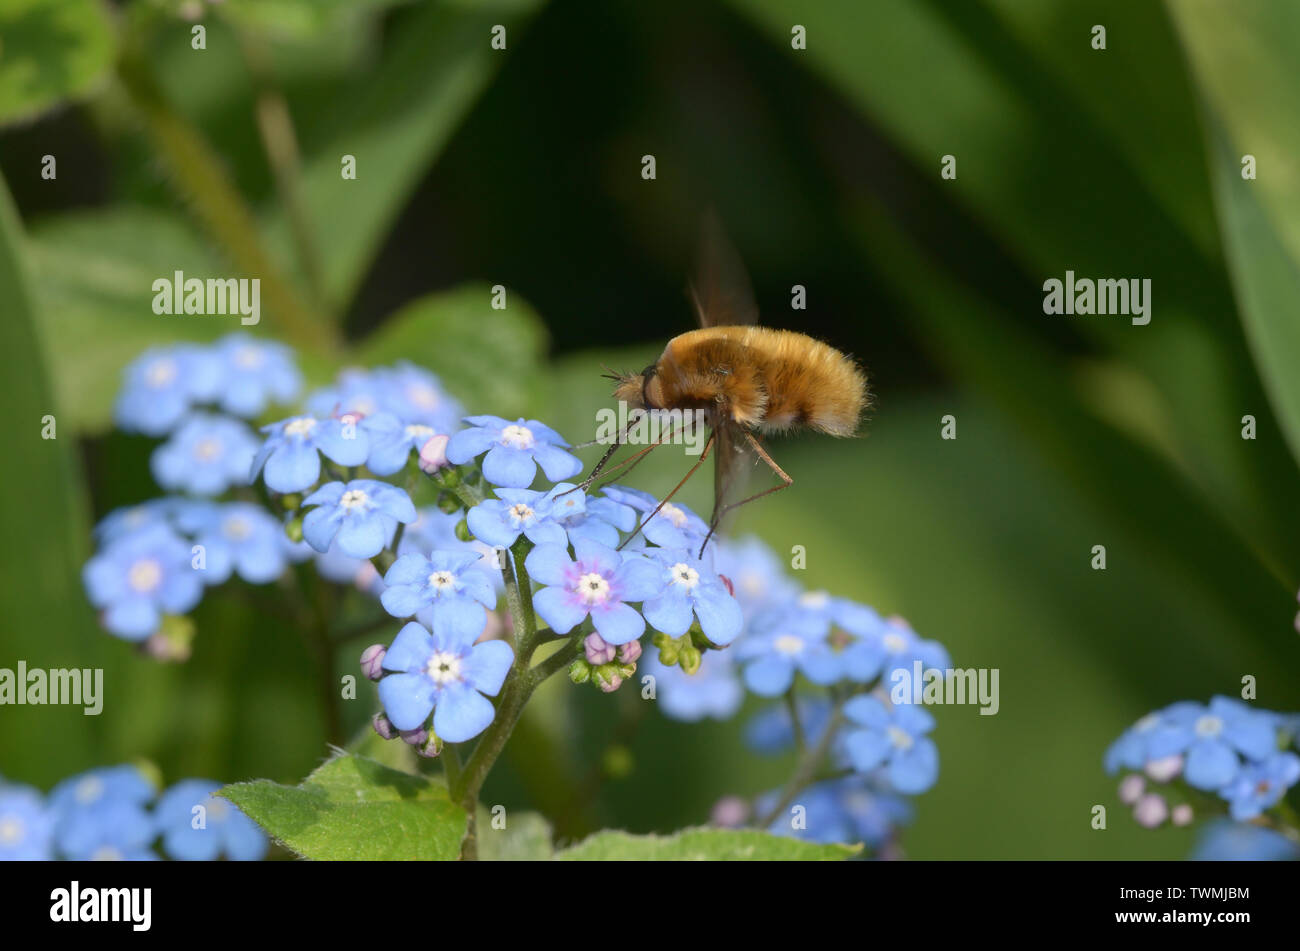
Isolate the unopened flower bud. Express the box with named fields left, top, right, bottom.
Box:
left=360, top=644, right=386, bottom=681
left=436, top=492, right=461, bottom=515
left=437, top=466, right=463, bottom=489
left=372, top=713, right=397, bottom=740
left=657, top=636, right=681, bottom=666
left=281, top=493, right=302, bottom=511
left=1117, top=774, right=1145, bottom=805
left=568, top=658, right=592, bottom=684
left=618, top=639, right=642, bottom=664
left=690, top=628, right=720, bottom=651
left=416, top=730, right=443, bottom=759
left=1144, top=754, right=1184, bottom=783
left=455, top=518, right=473, bottom=543
left=584, top=632, right=616, bottom=665
left=142, top=614, right=195, bottom=662
left=400, top=726, right=429, bottom=748
left=678, top=645, right=702, bottom=675
left=1171, top=804, right=1193, bottom=827
left=418, top=434, right=450, bottom=474
left=1133, top=793, right=1168, bottom=828
left=593, top=664, right=623, bottom=693
left=284, top=515, right=304, bottom=544
left=710, top=795, right=749, bottom=828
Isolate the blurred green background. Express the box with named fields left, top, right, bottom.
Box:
left=3, top=0, right=1299, bottom=858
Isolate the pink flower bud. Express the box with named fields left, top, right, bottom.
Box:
left=618, top=639, right=642, bottom=664
left=585, top=632, right=616, bottom=665
left=1133, top=793, right=1168, bottom=828
left=1144, top=754, right=1184, bottom=783
left=1171, top=804, right=1194, bottom=827
left=1118, top=774, right=1145, bottom=805
left=419, top=434, right=450, bottom=474
left=372, top=713, right=396, bottom=740
left=360, top=644, right=386, bottom=681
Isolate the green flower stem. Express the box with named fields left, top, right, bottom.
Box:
left=238, top=29, right=327, bottom=313
left=785, top=688, right=806, bottom=752
left=755, top=705, right=846, bottom=830
left=114, top=41, right=337, bottom=357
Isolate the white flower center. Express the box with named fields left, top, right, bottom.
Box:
left=882, top=632, right=908, bottom=654
left=193, top=437, right=223, bottom=462
left=223, top=516, right=251, bottom=541
left=0, top=817, right=24, bottom=844
left=670, top=563, right=700, bottom=590
left=75, top=777, right=104, bottom=805
left=128, top=558, right=163, bottom=593
left=799, top=590, right=830, bottom=609
left=576, top=572, right=610, bottom=605
left=740, top=573, right=763, bottom=596
left=145, top=358, right=177, bottom=388
left=426, top=650, right=462, bottom=686
left=773, top=635, right=805, bottom=656
left=887, top=725, right=914, bottom=750
left=405, top=424, right=434, bottom=442
left=1194, top=715, right=1224, bottom=738
left=428, top=570, right=456, bottom=592
left=91, top=846, right=123, bottom=861
left=233, top=346, right=263, bottom=369
left=500, top=424, right=535, bottom=450
left=284, top=417, right=317, bottom=439
left=407, top=385, right=440, bottom=410
left=340, top=489, right=370, bottom=511
left=659, top=503, right=688, bottom=528
left=508, top=503, right=535, bottom=524
left=207, top=798, right=228, bottom=822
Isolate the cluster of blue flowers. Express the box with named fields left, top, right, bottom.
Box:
left=1106, top=697, right=1300, bottom=856
left=636, top=533, right=950, bottom=852
left=89, top=333, right=949, bottom=854
left=0, top=765, right=267, bottom=861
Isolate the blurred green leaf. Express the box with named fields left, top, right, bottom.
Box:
left=478, top=810, right=553, bottom=860
left=220, top=0, right=410, bottom=39
left=262, top=0, right=546, bottom=313
left=27, top=208, right=232, bottom=434
left=0, top=172, right=102, bottom=780
left=0, top=0, right=115, bottom=126
left=358, top=283, right=548, bottom=417
left=556, top=827, right=860, bottom=860
left=1172, top=0, right=1300, bottom=474
left=220, top=753, right=468, bottom=859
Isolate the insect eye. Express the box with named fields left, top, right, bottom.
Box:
left=641, top=364, right=657, bottom=380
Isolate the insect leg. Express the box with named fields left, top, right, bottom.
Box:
left=617, top=430, right=716, bottom=551
left=697, top=430, right=793, bottom=558
left=563, top=418, right=684, bottom=497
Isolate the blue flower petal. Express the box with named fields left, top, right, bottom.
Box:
left=378, top=672, right=436, bottom=731
left=433, top=682, right=495, bottom=742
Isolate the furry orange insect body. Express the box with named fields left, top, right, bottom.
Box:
left=612, top=325, right=869, bottom=437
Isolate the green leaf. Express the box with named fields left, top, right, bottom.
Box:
left=0, top=172, right=102, bottom=783
left=556, top=827, right=861, bottom=861
left=477, top=810, right=554, bottom=861
left=261, top=0, right=547, bottom=313
left=26, top=208, right=232, bottom=434
left=1171, top=1, right=1300, bottom=472
left=357, top=284, right=549, bottom=417
left=219, top=753, right=468, bottom=860
left=0, top=0, right=116, bottom=126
